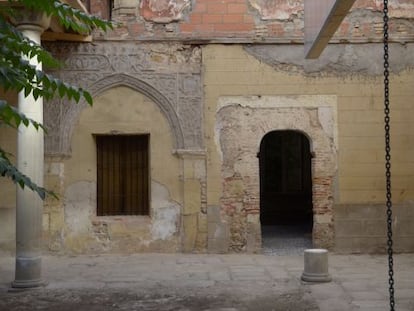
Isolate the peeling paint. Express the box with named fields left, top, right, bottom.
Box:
left=216, top=95, right=338, bottom=251
left=318, top=107, right=334, bottom=143
left=248, top=0, right=303, bottom=20
left=140, top=0, right=192, bottom=23
left=244, top=43, right=414, bottom=76
left=151, top=206, right=180, bottom=240
left=64, top=181, right=96, bottom=234
left=353, top=0, right=414, bottom=18
left=151, top=181, right=181, bottom=240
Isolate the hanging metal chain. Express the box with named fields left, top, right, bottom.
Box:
left=383, top=0, right=395, bottom=310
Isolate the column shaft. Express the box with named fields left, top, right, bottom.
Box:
left=12, top=25, right=45, bottom=289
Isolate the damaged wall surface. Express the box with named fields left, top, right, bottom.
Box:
left=1, top=0, right=414, bottom=255
left=38, top=42, right=207, bottom=254
left=203, top=44, right=414, bottom=254
left=215, top=96, right=338, bottom=251
left=59, top=88, right=183, bottom=253
left=89, top=0, right=414, bottom=43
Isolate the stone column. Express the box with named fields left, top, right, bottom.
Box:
left=176, top=150, right=207, bottom=252
left=12, top=10, right=50, bottom=289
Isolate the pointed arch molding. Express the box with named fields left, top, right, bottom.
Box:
left=43, top=41, right=203, bottom=156
left=45, top=73, right=185, bottom=155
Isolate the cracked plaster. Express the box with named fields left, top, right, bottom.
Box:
left=216, top=95, right=338, bottom=251
left=140, top=0, right=192, bottom=23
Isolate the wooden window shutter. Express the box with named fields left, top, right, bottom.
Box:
left=96, top=135, right=149, bottom=216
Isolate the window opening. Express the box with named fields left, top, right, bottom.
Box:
left=96, top=134, right=150, bottom=216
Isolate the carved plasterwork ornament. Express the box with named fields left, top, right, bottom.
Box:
left=44, top=42, right=203, bottom=156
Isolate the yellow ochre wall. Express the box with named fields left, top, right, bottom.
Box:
left=203, top=45, right=414, bottom=253
left=203, top=45, right=414, bottom=205
left=1, top=44, right=414, bottom=254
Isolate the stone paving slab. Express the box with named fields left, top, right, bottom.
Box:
left=0, top=253, right=413, bottom=310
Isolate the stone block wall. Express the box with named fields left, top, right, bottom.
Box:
left=203, top=43, right=414, bottom=253
left=335, top=203, right=414, bottom=253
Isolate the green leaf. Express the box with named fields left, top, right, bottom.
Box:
left=0, top=100, right=45, bottom=131
left=0, top=148, right=56, bottom=200
left=83, top=91, right=93, bottom=106
left=0, top=0, right=109, bottom=199
left=58, top=81, right=66, bottom=97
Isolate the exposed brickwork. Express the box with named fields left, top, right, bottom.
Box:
left=89, top=0, right=414, bottom=43
left=89, top=0, right=111, bottom=20
left=179, top=0, right=255, bottom=38
left=216, top=97, right=338, bottom=252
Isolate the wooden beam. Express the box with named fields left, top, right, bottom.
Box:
left=305, top=0, right=356, bottom=59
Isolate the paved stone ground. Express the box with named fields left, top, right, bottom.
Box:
left=262, top=225, right=313, bottom=255
left=0, top=253, right=413, bottom=311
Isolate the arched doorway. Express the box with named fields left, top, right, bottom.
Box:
left=259, top=130, right=313, bottom=253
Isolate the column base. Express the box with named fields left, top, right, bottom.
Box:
left=301, top=248, right=332, bottom=283
left=12, top=256, right=45, bottom=289
left=10, top=279, right=47, bottom=290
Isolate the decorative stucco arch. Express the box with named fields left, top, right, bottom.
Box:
left=56, top=73, right=185, bottom=155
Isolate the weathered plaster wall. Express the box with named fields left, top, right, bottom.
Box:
left=2, top=1, right=414, bottom=256
left=216, top=96, right=338, bottom=252
left=90, top=0, right=414, bottom=43
left=2, top=41, right=414, bottom=254
left=140, top=0, right=192, bottom=23
left=335, top=203, right=414, bottom=253
left=43, top=42, right=203, bottom=155
left=244, top=43, right=414, bottom=76
left=41, top=41, right=207, bottom=254
left=203, top=44, right=414, bottom=253
left=48, top=87, right=181, bottom=253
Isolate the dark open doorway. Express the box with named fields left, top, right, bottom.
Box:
left=259, top=130, right=313, bottom=254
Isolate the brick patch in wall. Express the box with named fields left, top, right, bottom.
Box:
left=216, top=95, right=338, bottom=252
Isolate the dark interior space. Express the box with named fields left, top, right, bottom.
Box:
left=259, top=131, right=313, bottom=254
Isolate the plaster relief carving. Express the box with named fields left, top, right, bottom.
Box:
left=178, top=97, right=203, bottom=148
left=44, top=42, right=203, bottom=155
left=64, top=54, right=110, bottom=71
left=140, top=0, right=192, bottom=23
left=110, top=55, right=135, bottom=72
left=178, top=74, right=201, bottom=97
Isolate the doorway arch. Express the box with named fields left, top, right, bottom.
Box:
left=259, top=130, right=313, bottom=226
left=216, top=95, right=338, bottom=252
left=259, top=130, right=313, bottom=252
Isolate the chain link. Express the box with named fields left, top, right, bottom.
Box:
left=383, top=0, right=395, bottom=310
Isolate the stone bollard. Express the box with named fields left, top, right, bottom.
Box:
left=301, top=249, right=332, bottom=282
